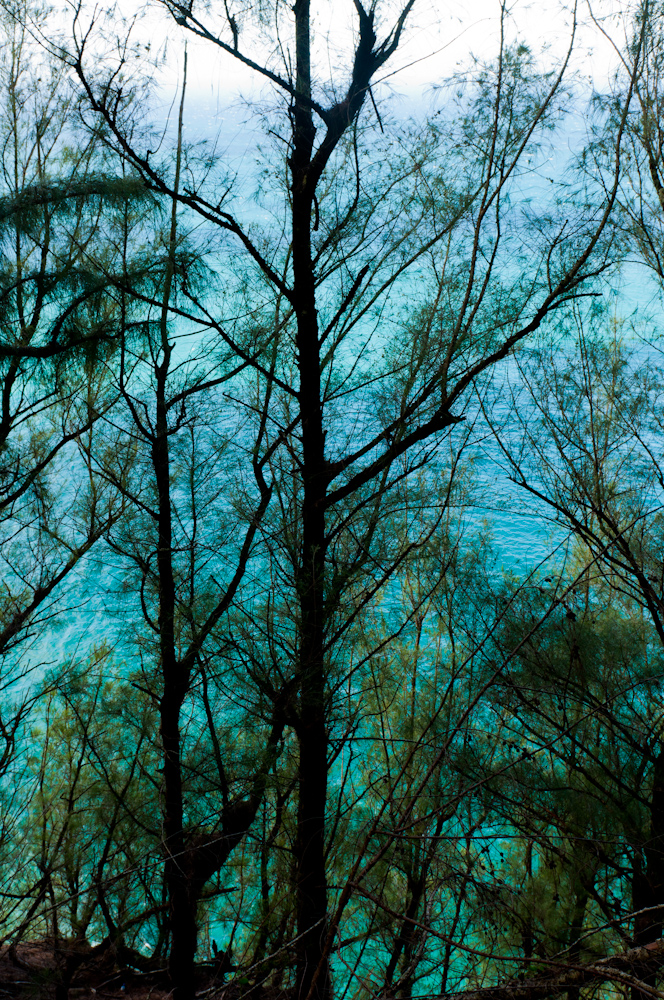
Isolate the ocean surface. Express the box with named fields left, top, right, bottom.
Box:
left=24, top=85, right=664, bottom=669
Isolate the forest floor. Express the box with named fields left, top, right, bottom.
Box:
left=0, top=941, right=279, bottom=998
left=0, top=942, right=177, bottom=998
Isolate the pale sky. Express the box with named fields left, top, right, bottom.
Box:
left=68, top=0, right=630, bottom=112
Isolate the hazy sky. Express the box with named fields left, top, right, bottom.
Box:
left=40, top=0, right=632, bottom=201
left=78, top=0, right=629, bottom=109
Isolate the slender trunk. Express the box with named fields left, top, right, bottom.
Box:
left=154, top=365, right=197, bottom=1000
left=632, top=747, right=664, bottom=1000
left=294, top=671, right=329, bottom=1000
left=292, top=207, right=331, bottom=1000
left=150, top=62, right=200, bottom=1000
left=565, top=879, right=590, bottom=1000
left=153, top=254, right=194, bottom=999
left=290, top=3, right=330, bottom=996
left=385, top=872, right=424, bottom=997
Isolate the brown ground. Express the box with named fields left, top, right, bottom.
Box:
left=0, top=944, right=285, bottom=1000
left=0, top=941, right=171, bottom=999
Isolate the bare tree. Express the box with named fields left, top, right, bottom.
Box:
left=45, top=1, right=650, bottom=997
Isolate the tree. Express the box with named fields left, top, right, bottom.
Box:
left=470, top=13, right=664, bottom=983
left=6, top=647, right=160, bottom=999
left=82, top=95, right=285, bottom=996
left=46, top=1, right=650, bottom=997
left=0, top=0, right=149, bottom=816
left=0, top=2, right=656, bottom=999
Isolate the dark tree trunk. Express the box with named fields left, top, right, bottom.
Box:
left=291, top=180, right=333, bottom=999
left=289, top=3, right=331, bottom=996
left=152, top=357, right=196, bottom=1000
left=632, top=747, right=664, bottom=1000
left=384, top=873, right=425, bottom=999
left=565, top=878, right=590, bottom=1000
left=294, top=685, right=330, bottom=1000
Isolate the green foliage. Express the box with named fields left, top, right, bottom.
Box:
left=3, top=3, right=664, bottom=1000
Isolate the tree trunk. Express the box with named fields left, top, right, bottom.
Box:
left=631, top=747, right=664, bottom=1000
left=152, top=348, right=196, bottom=1000
left=289, top=2, right=331, bottom=997
left=565, top=877, right=590, bottom=1000
left=384, top=872, right=425, bottom=999
left=291, top=187, right=332, bottom=1000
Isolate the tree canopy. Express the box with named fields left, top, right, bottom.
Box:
left=0, top=3, right=663, bottom=1000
